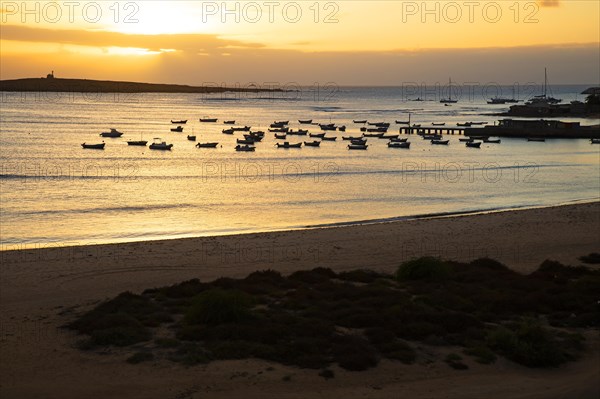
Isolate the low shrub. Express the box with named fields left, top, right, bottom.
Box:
left=185, top=289, right=255, bottom=326
left=396, top=257, right=451, bottom=281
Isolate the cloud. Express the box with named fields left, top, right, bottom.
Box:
left=0, top=25, right=265, bottom=53
left=538, top=0, right=561, bottom=7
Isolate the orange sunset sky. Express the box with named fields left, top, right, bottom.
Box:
left=1, top=0, right=599, bottom=85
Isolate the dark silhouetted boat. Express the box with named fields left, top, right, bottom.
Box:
left=171, top=120, right=187, bottom=124
left=149, top=138, right=173, bottom=150
left=343, top=136, right=363, bottom=140
left=483, top=137, right=501, bottom=143
left=459, top=137, right=474, bottom=142
left=432, top=122, right=445, bottom=126
left=321, top=136, right=337, bottom=141
left=353, top=119, right=367, bottom=124
left=390, top=137, right=408, bottom=143
left=127, top=140, right=147, bottom=146
left=244, top=134, right=263, bottom=142
left=171, top=126, right=184, bottom=132
left=100, top=128, right=123, bottom=137
left=237, top=138, right=255, bottom=145
left=527, top=137, right=546, bottom=142
left=304, top=141, right=321, bottom=147
left=276, top=141, right=302, bottom=148
left=222, top=128, right=235, bottom=134
left=440, top=77, right=458, bottom=103
left=348, top=144, right=368, bottom=150
left=431, top=139, right=449, bottom=145
left=269, top=127, right=289, bottom=133
left=457, top=122, right=472, bottom=127
left=388, top=141, right=411, bottom=148
left=298, top=119, right=313, bottom=124
left=196, top=142, right=219, bottom=148
left=81, top=142, right=105, bottom=149
left=309, top=132, right=326, bottom=138
left=235, top=144, right=255, bottom=152
left=288, top=129, right=308, bottom=135
left=274, top=133, right=287, bottom=139
left=223, top=120, right=236, bottom=124
left=232, top=126, right=251, bottom=132
left=380, top=134, right=399, bottom=139
left=466, top=141, right=481, bottom=148
left=363, top=132, right=384, bottom=137
left=187, top=135, right=196, bottom=141
left=200, top=117, right=218, bottom=122
left=350, top=138, right=367, bottom=145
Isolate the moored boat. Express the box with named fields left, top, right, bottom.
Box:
left=222, top=128, right=235, bottom=134
left=235, top=144, right=255, bottom=152
left=171, top=119, right=187, bottom=124
left=483, top=138, right=501, bottom=143
left=171, top=126, right=184, bottom=132
left=288, top=129, right=308, bottom=135
left=304, top=141, right=321, bottom=147
left=276, top=141, right=302, bottom=148
left=81, top=142, right=105, bottom=149
left=127, top=140, right=147, bottom=146
left=223, top=120, right=236, bottom=125
left=466, top=141, right=482, bottom=148
left=100, top=128, right=123, bottom=137
left=309, top=132, right=325, bottom=138
left=390, top=137, right=408, bottom=143
left=431, top=139, right=449, bottom=145
left=298, top=119, right=313, bottom=124
left=527, top=137, right=546, bottom=142
left=321, top=136, right=337, bottom=141
left=196, top=142, right=219, bottom=148
left=348, top=144, right=368, bottom=150
left=200, top=117, right=218, bottom=122
left=274, top=133, right=287, bottom=139
left=187, top=135, right=196, bottom=141
left=432, top=122, right=446, bottom=126
left=149, top=138, right=173, bottom=150
left=387, top=141, right=410, bottom=148
left=353, top=119, right=367, bottom=124
left=237, top=138, right=255, bottom=145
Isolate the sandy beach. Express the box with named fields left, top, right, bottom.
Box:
left=1, top=201, right=599, bottom=399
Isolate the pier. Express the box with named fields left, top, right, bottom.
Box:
left=399, top=126, right=469, bottom=135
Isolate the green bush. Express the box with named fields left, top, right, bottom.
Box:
left=464, top=346, right=497, bottom=364
left=486, top=319, right=570, bottom=368
left=396, top=257, right=451, bottom=281
left=185, top=289, right=255, bottom=325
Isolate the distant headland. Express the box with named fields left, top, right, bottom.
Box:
left=0, top=74, right=283, bottom=94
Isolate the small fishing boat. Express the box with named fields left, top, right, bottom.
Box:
left=288, top=129, right=308, bottom=135
left=395, top=120, right=410, bottom=125
left=244, top=134, right=263, bottom=142
left=342, top=136, right=363, bottom=141
left=232, top=126, right=251, bottom=132
left=187, top=135, right=196, bottom=141
left=222, top=128, right=235, bottom=134
left=432, top=122, right=446, bottom=126
left=457, top=122, right=472, bottom=127
left=591, top=138, right=600, bottom=144
left=196, top=142, right=219, bottom=148
left=412, top=124, right=422, bottom=128
left=363, top=132, right=384, bottom=138
left=81, top=142, right=105, bottom=149
left=466, top=141, right=482, bottom=148
left=366, top=127, right=388, bottom=133
left=149, top=138, right=173, bottom=150
left=276, top=141, right=302, bottom=148
left=422, top=134, right=443, bottom=140
left=390, top=137, right=408, bottom=143
left=348, top=144, right=368, bottom=150
left=171, top=120, right=187, bottom=124
left=388, top=141, right=411, bottom=149
left=431, top=139, right=449, bottom=145
left=380, top=134, right=399, bottom=139
left=171, top=126, right=184, bottom=132
left=270, top=123, right=287, bottom=128
left=338, top=126, right=346, bottom=132
left=483, top=138, right=501, bottom=144
left=223, top=120, right=236, bottom=125
left=309, top=132, right=325, bottom=138
left=350, top=139, right=367, bottom=145
left=321, top=136, right=337, bottom=141
left=440, top=77, right=458, bottom=103
left=319, top=124, right=337, bottom=131
left=298, top=119, right=313, bottom=124
left=127, top=140, right=147, bottom=146
left=235, top=144, right=255, bottom=152
left=200, top=117, right=218, bottom=122
left=353, top=119, right=367, bottom=124
left=527, top=137, right=546, bottom=142
left=100, top=128, right=123, bottom=138
left=269, top=127, right=289, bottom=133
left=304, top=141, right=321, bottom=147
left=470, top=122, right=487, bottom=126
left=459, top=137, right=474, bottom=142
left=368, top=122, right=390, bottom=127
left=274, top=133, right=287, bottom=139
left=237, top=138, right=255, bottom=145
left=274, top=120, right=289, bottom=125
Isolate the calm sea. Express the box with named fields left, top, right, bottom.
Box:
left=1, top=85, right=599, bottom=249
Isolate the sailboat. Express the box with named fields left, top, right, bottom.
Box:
left=440, top=78, right=458, bottom=104
left=527, top=68, right=562, bottom=105
left=488, top=85, right=519, bottom=104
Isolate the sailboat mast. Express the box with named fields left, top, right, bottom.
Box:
left=448, top=77, right=452, bottom=101
left=544, top=68, right=547, bottom=98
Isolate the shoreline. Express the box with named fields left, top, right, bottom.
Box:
left=1, top=201, right=599, bottom=398
left=2, top=198, right=598, bottom=252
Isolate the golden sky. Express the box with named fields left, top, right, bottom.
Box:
left=1, top=1, right=599, bottom=84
